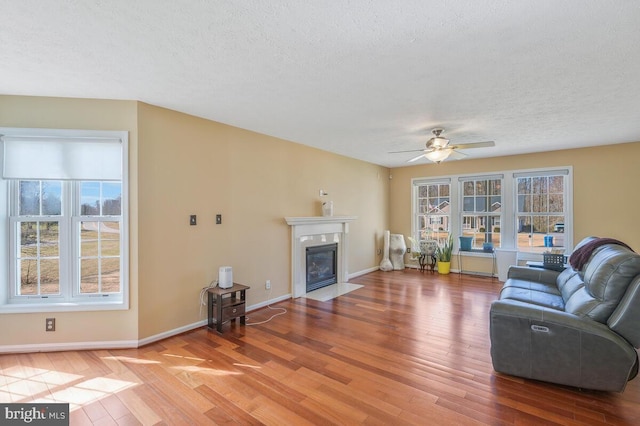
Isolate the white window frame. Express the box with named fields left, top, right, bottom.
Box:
left=411, top=167, right=573, bottom=260
left=0, top=128, right=129, bottom=313
left=412, top=178, right=452, bottom=244
left=459, top=174, right=504, bottom=251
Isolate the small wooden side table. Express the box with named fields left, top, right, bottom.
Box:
left=207, top=283, right=250, bottom=333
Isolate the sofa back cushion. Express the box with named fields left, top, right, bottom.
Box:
left=564, top=244, right=640, bottom=323
left=557, top=268, right=584, bottom=301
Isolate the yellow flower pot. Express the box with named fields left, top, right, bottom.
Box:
left=437, top=261, right=451, bottom=274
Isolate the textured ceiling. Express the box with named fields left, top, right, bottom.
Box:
left=2, top=1, right=640, bottom=168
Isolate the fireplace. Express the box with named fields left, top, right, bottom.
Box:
left=285, top=216, right=356, bottom=298
left=306, top=243, right=338, bottom=292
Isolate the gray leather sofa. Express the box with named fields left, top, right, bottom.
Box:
left=490, top=237, right=640, bottom=391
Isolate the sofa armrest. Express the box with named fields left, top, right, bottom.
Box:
left=490, top=299, right=638, bottom=391
left=506, top=265, right=561, bottom=286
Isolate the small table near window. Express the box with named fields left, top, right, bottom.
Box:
left=526, top=261, right=568, bottom=272
left=207, top=283, right=249, bottom=333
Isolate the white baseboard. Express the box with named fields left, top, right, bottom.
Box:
left=348, top=266, right=379, bottom=279
left=0, top=339, right=139, bottom=354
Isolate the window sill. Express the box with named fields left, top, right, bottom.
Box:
left=456, top=250, right=495, bottom=257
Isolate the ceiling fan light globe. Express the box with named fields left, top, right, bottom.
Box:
left=424, top=149, right=452, bottom=163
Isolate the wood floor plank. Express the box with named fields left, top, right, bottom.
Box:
left=2, top=270, right=640, bottom=424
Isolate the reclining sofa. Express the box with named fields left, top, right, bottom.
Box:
left=490, top=237, right=640, bottom=391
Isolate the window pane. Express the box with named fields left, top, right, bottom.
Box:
left=101, top=258, right=121, bottom=293
left=19, top=181, right=40, bottom=215
left=40, top=259, right=60, bottom=295
left=463, top=181, right=474, bottom=196
left=80, top=258, right=99, bottom=293
left=549, top=194, right=563, bottom=213
left=17, top=220, right=60, bottom=296
left=489, top=179, right=501, bottom=195
left=81, top=222, right=99, bottom=257
left=20, top=222, right=38, bottom=258
left=418, top=199, right=429, bottom=214
left=100, top=222, right=120, bottom=256
left=532, top=194, right=547, bottom=212
left=19, top=259, right=38, bottom=294
left=532, top=177, right=547, bottom=194
left=41, top=181, right=62, bottom=215
left=102, top=182, right=122, bottom=215
left=40, top=222, right=59, bottom=257
left=81, top=182, right=101, bottom=215
left=517, top=178, right=531, bottom=194
left=520, top=194, right=532, bottom=212
left=463, top=197, right=474, bottom=212
left=549, top=176, right=563, bottom=193
left=476, top=180, right=487, bottom=195
left=475, top=196, right=487, bottom=212
left=490, top=196, right=501, bottom=212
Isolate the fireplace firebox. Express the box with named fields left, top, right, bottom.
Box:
left=306, top=243, right=338, bottom=292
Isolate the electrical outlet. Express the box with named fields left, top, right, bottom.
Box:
left=46, top=318, right=55, bottom=332
left=377, top=248, right=382, bottom=255
left=265, top=280, right=271, bottom=290
left=406, top=248, right=411, bottom=253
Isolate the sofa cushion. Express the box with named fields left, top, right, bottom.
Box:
left=500, top=283, right=565, bottom=310
left=556, top=268, right=584, bottom=301
left=564, top=244, right=640, bottom=323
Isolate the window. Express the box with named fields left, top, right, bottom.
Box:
left=515, top=171, right=568, bottom=253
left=1, top=128, right=128, bottom=312
left=412, top=168, right=572, bottom=257
left=460, top=176, right=502, bottom=250
left=414, top=179, right=451, bottom=245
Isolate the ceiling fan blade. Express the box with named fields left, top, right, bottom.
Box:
left=450, top=141, right=495, bottom=150
left=407, top=153, right=426, bottom=162
left=447, top=150, right=467, bottom=160
left=388, top=148, right=426, bottom=154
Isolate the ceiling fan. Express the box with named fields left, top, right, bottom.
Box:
left=390, top=128, right=495, bottom=163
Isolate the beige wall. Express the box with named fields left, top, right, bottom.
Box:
left=0, top=95, right=140, bottom=345
left=389, top=142, right=640, bottom=272
left=136, top=103, right=389, bottom=338
left=0, top=95, right=389, bottom=347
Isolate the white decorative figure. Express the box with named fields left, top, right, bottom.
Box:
left=322, top=200, right=333, bottom=216
left=379, top=230, right=393, bottom=271
left=389, top=234, right=407, bottom=270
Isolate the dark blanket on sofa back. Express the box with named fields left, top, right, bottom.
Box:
left=569, top=238, right=634, bottom=271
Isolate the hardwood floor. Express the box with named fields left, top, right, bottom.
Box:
left=2, top=270, right=640, bottom=425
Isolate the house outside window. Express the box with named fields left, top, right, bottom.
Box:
left=0, top=128, right=128, bottom=312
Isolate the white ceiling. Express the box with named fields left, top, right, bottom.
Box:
left=2, top=1, right=640, bottom=168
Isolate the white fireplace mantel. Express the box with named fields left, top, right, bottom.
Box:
left=285, top=216, right=357, bottom=297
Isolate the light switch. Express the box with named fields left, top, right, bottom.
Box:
left=216, top=214, right=222, bottom=224
left=190, top=215, right=197, bottom=225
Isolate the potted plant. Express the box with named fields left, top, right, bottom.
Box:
left=435, top=234, right=454, bottom=274
left=436, top=234, right=453, bottom=274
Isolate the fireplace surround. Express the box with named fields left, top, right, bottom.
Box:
left=285, top=216, right=357, bottom=297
